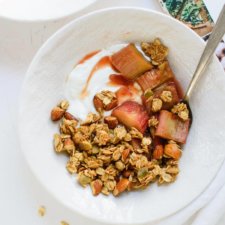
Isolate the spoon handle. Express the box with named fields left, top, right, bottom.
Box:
left=184, top=4, right=225, bottom=101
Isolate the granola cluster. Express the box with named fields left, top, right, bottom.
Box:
left=172, top=102, right=189, bottom=121
left=151, top=98, right=163, bottom=112
left=141, top=38, right=168, bottom=65
left=93, top=90, right=118, bottom=112
left=160, top=90, right=173, bottom=103
left=51, top=100, right=180, bottom=196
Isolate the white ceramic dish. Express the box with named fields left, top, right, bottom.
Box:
left=0, top=0, right=96, bottom=21
left=19, top=7, right=225, bottom=225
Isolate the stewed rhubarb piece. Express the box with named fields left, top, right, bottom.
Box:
left=152, top=137, right=164, bottom=160
left=155, top=110, right=190, bottom=144
left=137, top=61, right=174, bottom=91
left=111, top=44, right=152, bottom=80
left=116, top=86, right=134, bottom=105
left=143, top=82, right=180, bottom=114
left=112, top=101, right=149, bottom=133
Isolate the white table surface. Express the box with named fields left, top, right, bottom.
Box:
left=1, top=0, right=224, bottom=224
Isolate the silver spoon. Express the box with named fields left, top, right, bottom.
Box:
left=182, top=4, right=225, bottom=123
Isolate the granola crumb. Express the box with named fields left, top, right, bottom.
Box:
left=129, top=127, right=143, bottom=139
left=81, top=113, right=100, bottom=125
left=148, top=116, right=159, bottom=128
left=171, top=103, right=189, bottom=121
left=51, top=107, right=65, bottom=121
left=152, top=98, right=163, bottom=112
left=171, top=102, right=186, bottom=113
left=38, top=206, right=46, bottom=217
left=101, top=186, right=110, bottom=195
left=54, top=134, right=64, bottom=153
left=61, top=221, right=69, bottom=225
left=178, top=110, right=189, bottom=121
left=160, top=90, right=172, bottom=103
left=59, top=100, right=69, bottom=111
left=66, top=156, right=79, bottom=174
left=144, top=88, right=153, bottom=99
left=141, top=137, right=152, bottom=146
left=79, top=140, right=92, bottom=151
left=115, top=160, right=125, bottom=171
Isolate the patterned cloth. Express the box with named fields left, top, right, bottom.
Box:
left=158, top=0, right=225, bottom=70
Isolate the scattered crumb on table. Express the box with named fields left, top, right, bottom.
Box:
left=38, top=206, right=46, bottom=217
left=61, top=221, right=69, bottom=225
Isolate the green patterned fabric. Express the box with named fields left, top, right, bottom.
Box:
left=163, top=0, right=185, bottom=17
left=180, top=0, right=213, bottom=25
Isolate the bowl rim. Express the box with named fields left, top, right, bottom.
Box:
left=19, top=6, right=225, bottom=225
left=0, top=0, right=98, bottom=23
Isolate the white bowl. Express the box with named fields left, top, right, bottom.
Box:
left=19, top=7, right=225, bottom=225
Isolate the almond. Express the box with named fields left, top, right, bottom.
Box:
left=121, top=148, right=130, bottom=162
left=59, top=100, right=69, bottom=110
left=122, top=170, right=132, bottom=178
left=104, top=116, right=118, bottom=129
left=90, top=179, right=103, bottom=196
left=51, top=107, right=65, bottom=121
left=93, top=91, right=118, bottom=111
left=64, top=112, right=78, bottom=121
left=93, top=95, right=104, bottom=112
left=153, top=145, right=164, bottom=160
left=104, top=98, right=118, bottom=111
left=113, top=178, right=129, bottom=196
left=164, top=143, right=182, bottom=160
left=63, top=138, right=75, bottom=154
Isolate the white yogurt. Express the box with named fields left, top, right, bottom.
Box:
left=64, top=44, right=142, bottom=120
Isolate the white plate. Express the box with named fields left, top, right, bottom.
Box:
left=19, top=7, right=225, bottom=225
left=0, top=0, right=96, bottom=21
